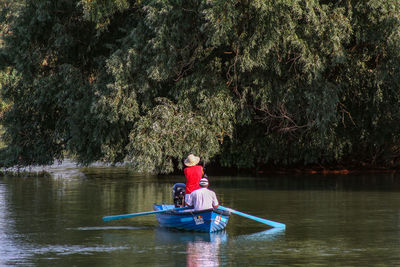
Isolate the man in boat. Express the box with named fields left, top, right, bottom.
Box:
left=183, top=154, right=204, bottom=205
left=186, top=177, right=219, bottom=211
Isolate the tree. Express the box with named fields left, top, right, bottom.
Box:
left=1, top=0, right=400, bottom=173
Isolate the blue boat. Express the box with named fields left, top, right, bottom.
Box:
left=153, top=204, right=230, bottom=233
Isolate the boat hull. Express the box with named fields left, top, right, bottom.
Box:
left=153, top=204, right=230, bottom=233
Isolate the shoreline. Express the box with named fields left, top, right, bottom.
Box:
left=1, top=160, right=399, bottom=178
left=203, top=163, right=400, bottom=177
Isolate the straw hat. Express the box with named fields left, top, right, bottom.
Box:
left=184, top=154, right=200, bottom=167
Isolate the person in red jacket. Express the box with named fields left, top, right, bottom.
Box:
left=183, top=154, right=204, bottom=205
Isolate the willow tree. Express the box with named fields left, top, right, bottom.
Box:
left=1, top=0, right=400, bottom=173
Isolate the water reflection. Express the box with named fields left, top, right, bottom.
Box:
left=0, top=182, right=32, bottom=266
left=154, top=228, right=285, bottom=266
left=186, top=237, right=222, bottom=267
left=155, top=228, right=227, bottom=266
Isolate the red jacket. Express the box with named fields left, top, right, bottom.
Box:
left=184, top=165, right=203, bottom=194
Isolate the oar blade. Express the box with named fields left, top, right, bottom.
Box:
left=219, top=206, right=286, bottom=229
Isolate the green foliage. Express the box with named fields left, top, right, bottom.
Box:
left=127, top=93, right=235, bottom=173
left=1, top=0, right=400, bottom=172
left=79, top=0, right=130, bottom=31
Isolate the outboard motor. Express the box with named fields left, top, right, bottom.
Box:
left=172, top=183, right=186, bottom=207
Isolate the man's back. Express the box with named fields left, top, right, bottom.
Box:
left=189, top=187, right=219, bottom=211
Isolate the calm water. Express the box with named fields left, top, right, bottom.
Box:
left=1, top=166, right=400, bottom=266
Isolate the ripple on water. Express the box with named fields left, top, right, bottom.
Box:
left=74, top=226, right=149, bottom=231
left=32, top=245, right=130, bottom=255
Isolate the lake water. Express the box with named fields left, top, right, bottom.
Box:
left=1, top=166, right=400, bottom=266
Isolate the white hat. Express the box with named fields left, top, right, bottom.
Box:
left=199, top=178, right=209, bottom=186
left=184, top=154, right=200, bottom=167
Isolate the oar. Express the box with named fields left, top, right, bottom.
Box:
left=102, top=206, right=191, bottom=221
left=218, top=206, right=286, bottom=229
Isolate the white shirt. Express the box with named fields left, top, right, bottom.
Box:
left=187, top=187, right=219, bottom=211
